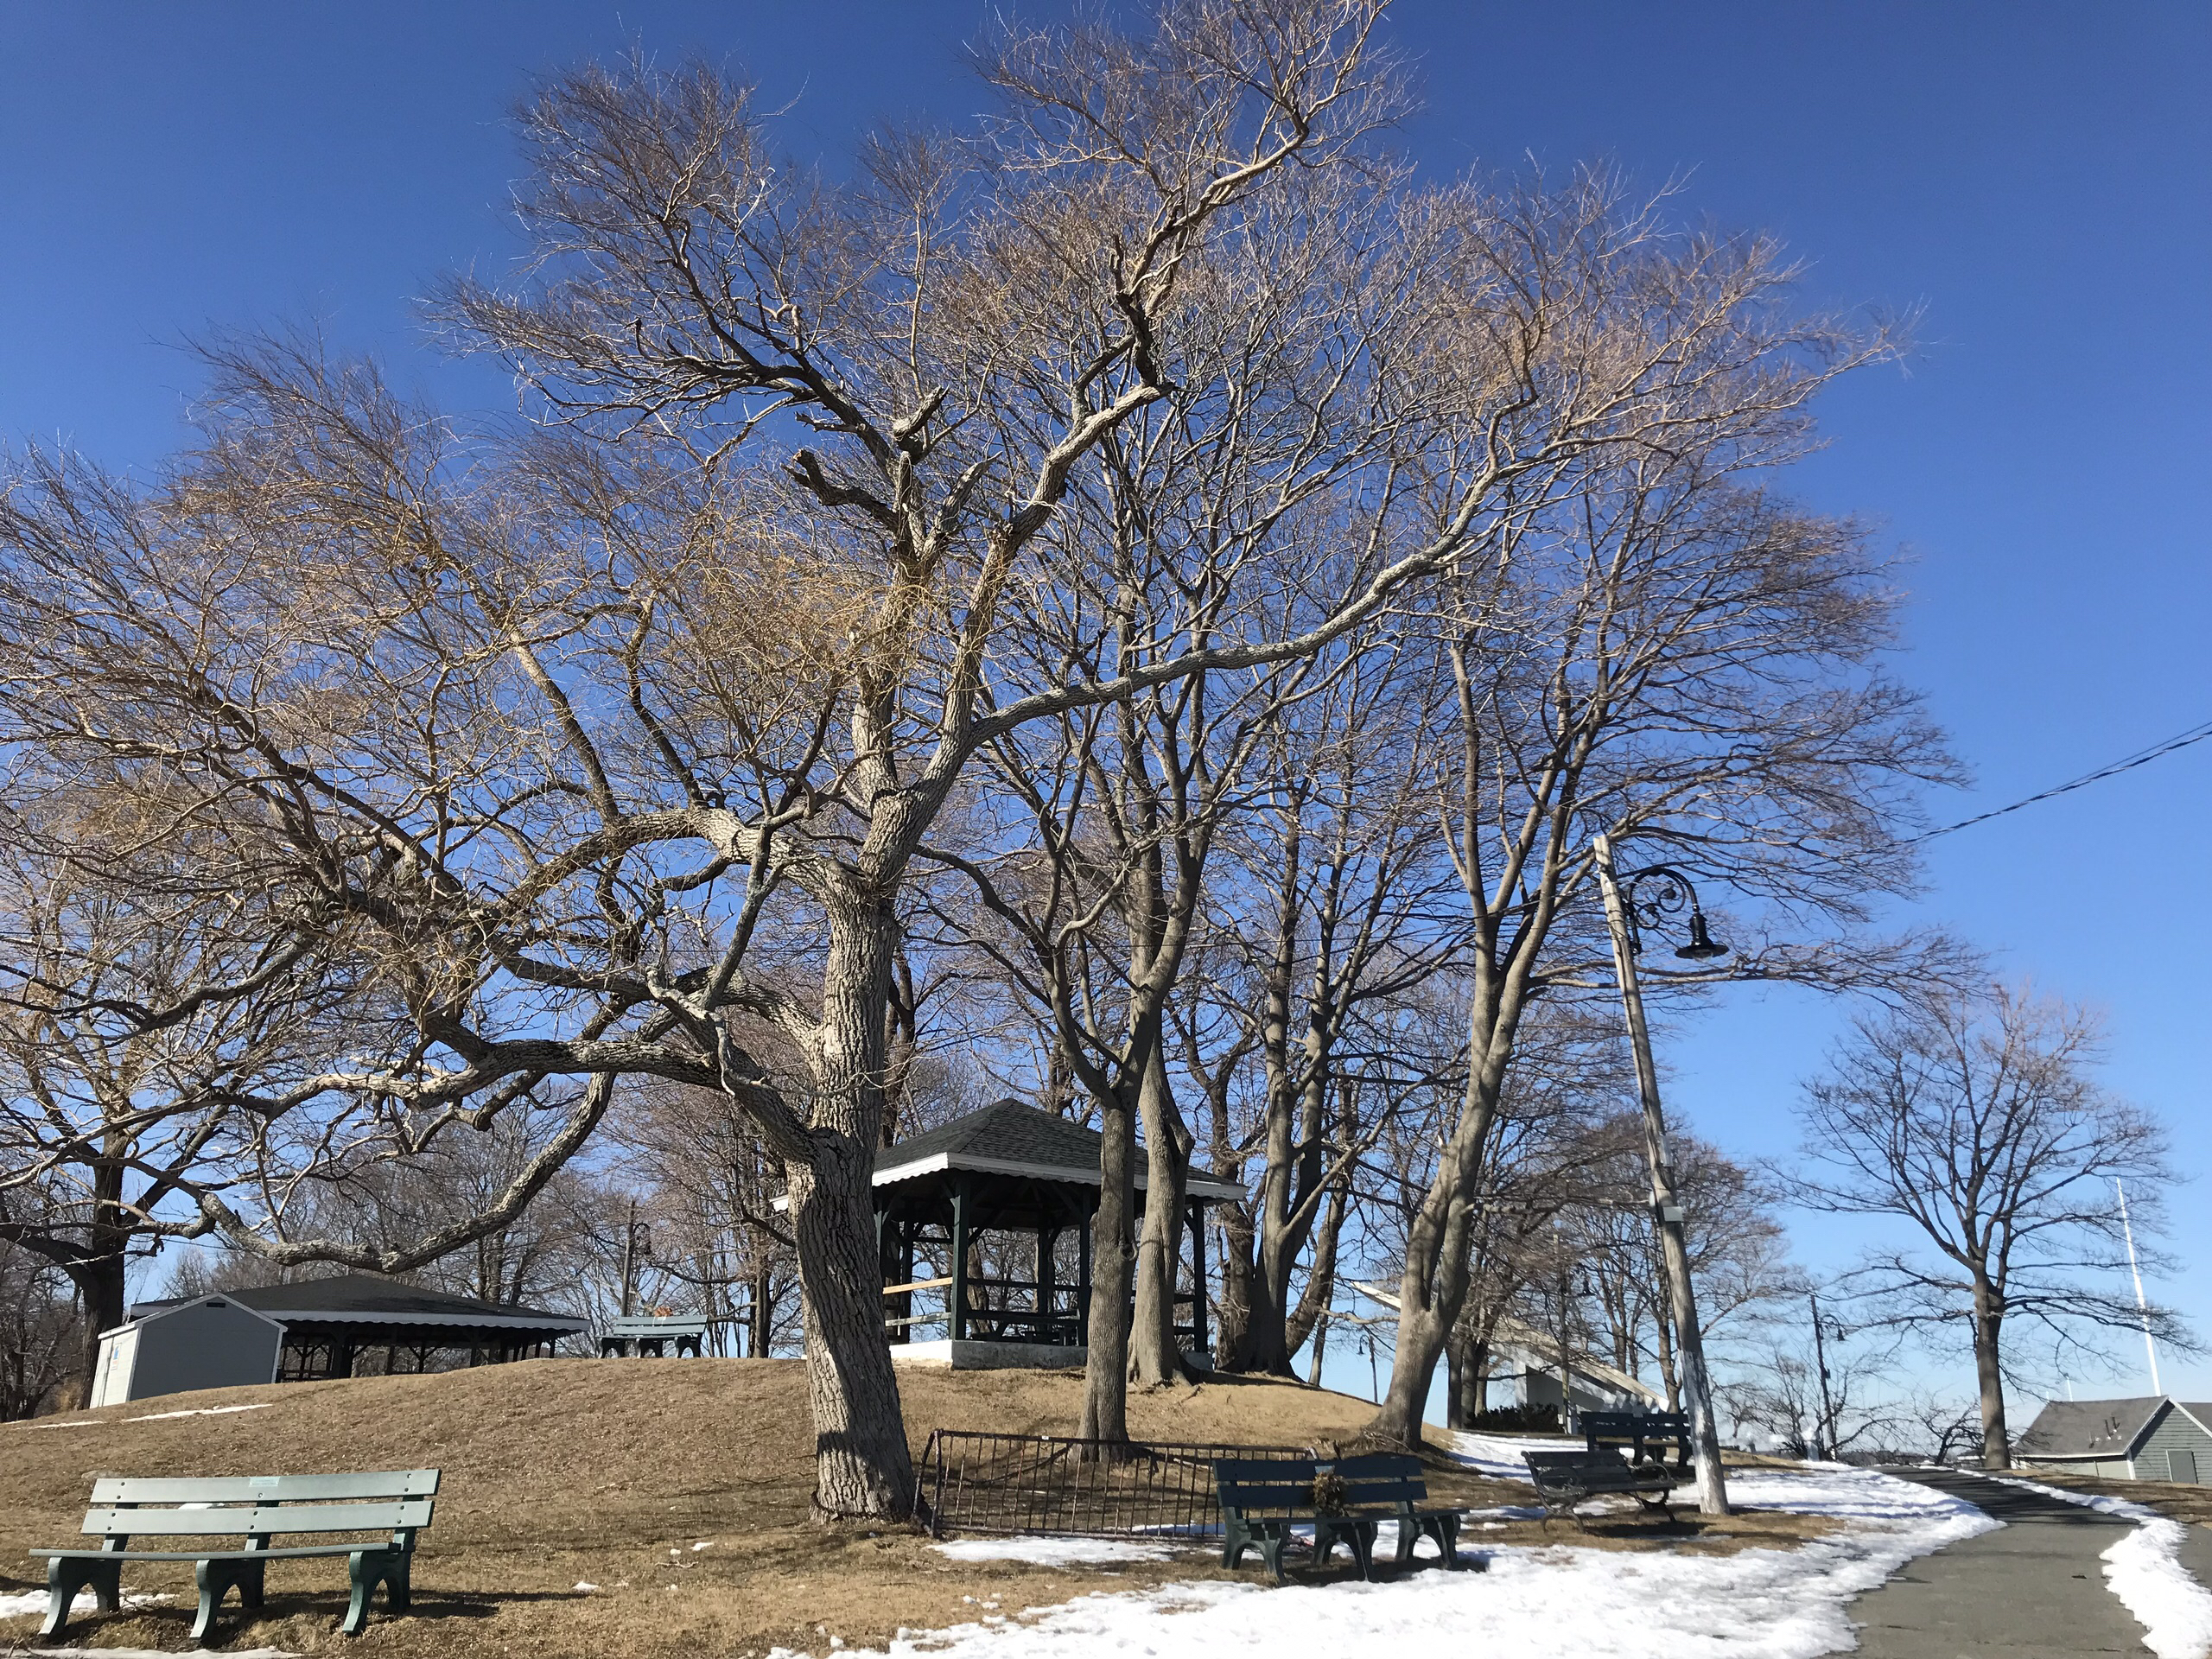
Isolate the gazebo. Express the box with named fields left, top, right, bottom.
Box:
left=873, top=1098, right=1243, bottom=1370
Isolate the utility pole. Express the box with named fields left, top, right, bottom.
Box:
left=1808, top=1293, right=1838, bottom=1462
left=2117, top=1179, right=2162, bottom=1395
left=1594, top=834, right=1731, bottom=1516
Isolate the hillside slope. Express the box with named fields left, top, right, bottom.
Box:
left=0, top=1359, right=1510, bottom=1657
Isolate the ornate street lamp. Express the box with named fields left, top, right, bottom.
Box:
left=1592, top=836, right=1733, bottom=1516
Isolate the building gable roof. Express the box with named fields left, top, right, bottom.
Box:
left=111, top=1294, right=289, bottom=1338
left=874, top=1098, right=1244, bottom=1201
left=2016, top=1395, right=2171, bottom=1459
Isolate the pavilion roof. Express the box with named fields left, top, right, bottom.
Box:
left=130, top=1273, right=588, bottom=1336
left=876, top=1098, right=1244, bottom=1202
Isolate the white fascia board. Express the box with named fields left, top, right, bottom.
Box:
left=121, top=1296, right=290, bottom=1337
left=872, top=1150, right=1243, bottom=1202
left=257, top=1308, right=588, bottom=1333
left=776, top=1149, right=1244, bottom=1211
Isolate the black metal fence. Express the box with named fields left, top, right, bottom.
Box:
left=918, top=1429, right=1311, bottom=1537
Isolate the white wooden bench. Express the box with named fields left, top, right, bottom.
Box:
left=32, top=1469, right=439, bottom=1643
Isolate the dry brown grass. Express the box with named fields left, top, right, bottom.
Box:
left=2013, top=1466, right=2212, bottom=1527
left=0, top=1361, right=1831, bottom=1656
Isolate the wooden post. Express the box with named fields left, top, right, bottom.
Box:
left=1594, top=833, right=1731, bottom=1516
left=1187, top=1202, right=1209, bottom=1362
left=949, top=1180, right=969, bottom=1344
left=898, top=1219, right=917, bottom=1346
left=1077, top=1198, right=1093, bottom=1332
left=1037, top=1222, right=1057, bottom=1340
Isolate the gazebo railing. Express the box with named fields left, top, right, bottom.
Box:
left=917, top=1430, right=1310, bottom=1537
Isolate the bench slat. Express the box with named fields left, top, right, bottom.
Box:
left=38, top=1542, right=401, bottom=1563
left=81, top=1499, right=434, bottom=1537
left=91, top=1471, right=437, bottom=1506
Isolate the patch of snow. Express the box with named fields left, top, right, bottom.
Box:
left=816, top=1463, right=1995, bottom=1659
left=26, top=1649, right=298, bottom=1658
left=692, top=1539, right=714, bottom=1550
left=1447, top=1430, right=1577, bottom=1482
left=1991, top=1475, right=2212, bottom=1659
left=0, top=1591, right=173, bottom=1621
left=933, top=1537, right=1179, bottom=1567
left=125, top=1402, right=275, bottom=1422
left=572, top=1581, right=600, bottom=1593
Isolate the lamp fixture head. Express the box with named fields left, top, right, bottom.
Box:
left=1675, top=908, right=1729, bottom=961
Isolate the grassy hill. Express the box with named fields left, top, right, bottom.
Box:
left=0, top=1360, right=1815, bottom=1656
left=0, top=1360, right=1490, bottom=1656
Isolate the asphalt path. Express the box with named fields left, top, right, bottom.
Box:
left=1847, top=1468, right=2153, bottom=1657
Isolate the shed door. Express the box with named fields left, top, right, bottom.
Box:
left=2170, top=1449, right=2199, bottom=1485
left=92, top=1326, right=138, bottom=1408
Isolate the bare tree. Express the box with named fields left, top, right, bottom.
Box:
left=1359, top=246, right=1957, bottom=1444
left=0, top=5, right=1432, bottom=1518
left=1787, top=981, right=2183, bottom=1470
left=0, top=822, right=339, bottom=1386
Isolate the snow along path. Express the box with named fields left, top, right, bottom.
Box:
left=784, top=1459, right=1991, bottom=1659
left=1991, top=1473, right=2212, bottom=1659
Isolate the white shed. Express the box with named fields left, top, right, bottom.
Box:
left=88, top=1294, right=286, bottom=1407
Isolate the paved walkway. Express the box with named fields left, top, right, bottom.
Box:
left=1847, top=1469, right=2149, bottom=1657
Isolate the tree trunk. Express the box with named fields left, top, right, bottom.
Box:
left=1283, top=1178, right=1346, bottom=1359
left=1972, top=1274, right=2011, bottom=1470
left=75, top=1152, right=130, bottom=1391
left=1128, top=1045, right=1192, bottom=1386
left=794, top=897, right=915, bottom=1519
left=1364, top=1033, right=1505, bottom=1446
left=1080, top=1081, right=1138, bottom=1445
left=1211, top=1204, right=1255, bottom=1370
left=1654, top=1295, right=1681, bottom=1414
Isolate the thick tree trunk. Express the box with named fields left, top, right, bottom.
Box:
left=1972, top=1275, right=2011, bottom=1470
left=1129, top=1046, right=1192, bottom=1386
left=1365, top=1029, right=1506, bottom=1446
left=1211, top=1203, right=1255, bottom=1370
left=794, top=896, right=915, bottom=1519
left=1081, top=1083, right=1139, bottom=1444
left=786, top=1149, right=912, bottom=1517
left=75, top=1154, right=130, bottom=1392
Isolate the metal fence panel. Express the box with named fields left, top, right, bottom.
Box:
left=918, top=1429, right=1312, bottom=1537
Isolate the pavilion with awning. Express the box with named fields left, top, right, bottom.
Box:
left=127, top=1274, right=588, bottom=1382
left=869, top=1098, right=1243, bottom=1370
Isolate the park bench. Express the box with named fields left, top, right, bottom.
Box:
left=1330, top=1452, right=1466, bottom=1569
left=1523, top=1448, right=1678, bottom=1529
left=1582, top=1409, right=1691, bottom=1472
left=597, top=1313, right=709, bottom=1357
left=32, top=1468, right=438, bottom=1643
left=1215, top=1457, right=1378, bottom=1583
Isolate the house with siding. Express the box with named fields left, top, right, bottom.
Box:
left=2015, top=1395, right=2212, bottom=1484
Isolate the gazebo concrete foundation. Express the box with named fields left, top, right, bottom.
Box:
left=893, top=1338, right=1089, bottom=1370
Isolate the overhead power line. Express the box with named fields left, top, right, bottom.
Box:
left=1913, top=716, right=2212, bottom=843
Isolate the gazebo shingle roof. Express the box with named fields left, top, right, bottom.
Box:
left=876, top=1098, right=1243, bottom=1201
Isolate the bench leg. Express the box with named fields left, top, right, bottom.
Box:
left=41, top=1554, right=122, bottom=1640
left=344, top=1546, right=402, bottom=1636
left=194, top=1555, right=260, bottom=1644
left=1257, top=1529, right=1287, bottom=1586
left=1222, top=1516, right=1247, bottom=1570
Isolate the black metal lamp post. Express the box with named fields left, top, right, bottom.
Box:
left=1592, top=836, right=1733, bottom=1516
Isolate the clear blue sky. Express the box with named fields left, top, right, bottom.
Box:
left=5, top=3, right=2208, bottom=1418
